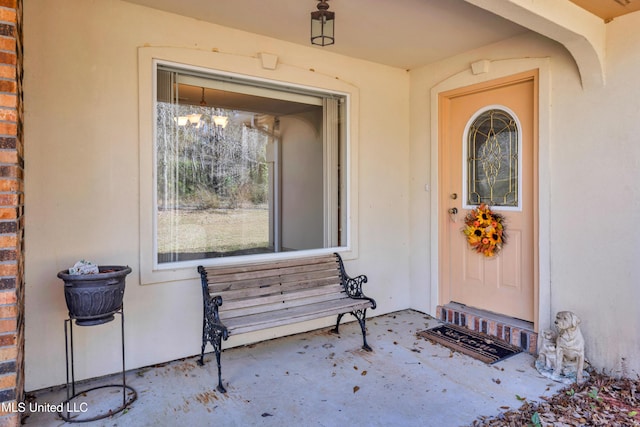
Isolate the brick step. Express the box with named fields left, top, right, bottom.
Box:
left=436, top=303, right=537, bottom=355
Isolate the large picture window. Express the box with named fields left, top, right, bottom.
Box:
left=154, top=64, right=348, bottom=265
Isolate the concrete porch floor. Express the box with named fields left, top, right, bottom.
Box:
left=24, top=310, right=563, bottom=426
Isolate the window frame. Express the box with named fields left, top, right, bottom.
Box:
left=138, top=47, right=360, bottom=285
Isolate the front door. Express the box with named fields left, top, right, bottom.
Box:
left=439, top=71, right=538, bottom=322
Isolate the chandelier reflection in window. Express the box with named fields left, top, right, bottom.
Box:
left=173, top=87, right=230, bottom=143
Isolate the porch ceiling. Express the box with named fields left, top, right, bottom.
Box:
left=122, top=0, right=632, bottom=86
left=123, top=0, right=529, bottom=70
left=569, top=0, right=640, bottom=21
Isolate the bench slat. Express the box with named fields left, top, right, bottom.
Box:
left=207, top=267, right=340, bottom=295
left=201, top=255, right=337, bottom=278
left=206, top=262, right=338, bottom=284
left=219, top=289, right=348, bottom=319
left=223, top=298, right=374, bottom=335
left=205, top=263, right=338, bottom=292
left=212, top=277, right=340, bottom=303
left=220, top=283, right=344, bottom=312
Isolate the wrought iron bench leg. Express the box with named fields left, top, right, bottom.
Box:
left=332, top=310, right=372, bottom=351
left=214, top=340, right=226, bottom=393
left=198, top=318, right=207, bottom=366
left=332, top=313, right=346, bottom=334
left=353, top=309, right=372, bottom=351
left=197, top=325, right=228, bottom=393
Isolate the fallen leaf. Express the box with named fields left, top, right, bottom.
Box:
left=353, top=386, right=360, bottom=393
left=467, top=372, right=640, bottom=427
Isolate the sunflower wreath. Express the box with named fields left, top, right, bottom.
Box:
left=462, top=203, right=507, bottom=257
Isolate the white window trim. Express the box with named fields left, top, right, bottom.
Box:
left=138, top=47, right=360, bottom=285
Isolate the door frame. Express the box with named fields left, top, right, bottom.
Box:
left=429, top=58, right=551, bottom=332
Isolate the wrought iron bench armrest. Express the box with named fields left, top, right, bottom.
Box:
left=197, top=268, right=230, bottom=392
left=204, top=295, right=229, bottom=339
left=335, top=253, right=377, bottom=309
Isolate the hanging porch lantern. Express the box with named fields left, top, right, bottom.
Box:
left=311, top=0, right=335, bottom=46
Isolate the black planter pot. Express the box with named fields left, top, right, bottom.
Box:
left=57, top=265, right=132, bottom=326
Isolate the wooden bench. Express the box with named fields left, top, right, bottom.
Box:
left=197, top=252, right=376, bottom=393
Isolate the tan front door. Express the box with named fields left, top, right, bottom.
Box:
left=439, top=70, right=538, bottom=323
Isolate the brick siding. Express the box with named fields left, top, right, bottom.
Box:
left=0, top=0, right=23, bottom=426
left=437, top=305, right=538, bottom=355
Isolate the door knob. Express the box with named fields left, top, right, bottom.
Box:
left=448, top=207, right=458, bottom=222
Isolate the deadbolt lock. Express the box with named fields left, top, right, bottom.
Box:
left=450, top=193, right=458, bottom=200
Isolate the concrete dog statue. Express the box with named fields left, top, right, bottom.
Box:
left=537, top=329, right=557, bottom=371
left=553, top=311, right=585, bottom=382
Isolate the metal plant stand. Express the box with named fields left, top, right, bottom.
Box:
left=59, top=306, right=137, bottom=423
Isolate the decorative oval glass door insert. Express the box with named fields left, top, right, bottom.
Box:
left=465, top=108, right=520, bottom=208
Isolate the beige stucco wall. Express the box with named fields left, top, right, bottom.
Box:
left=410, top=15, right=640, bottom=377
left=24, top=0, right=411, bottom=391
